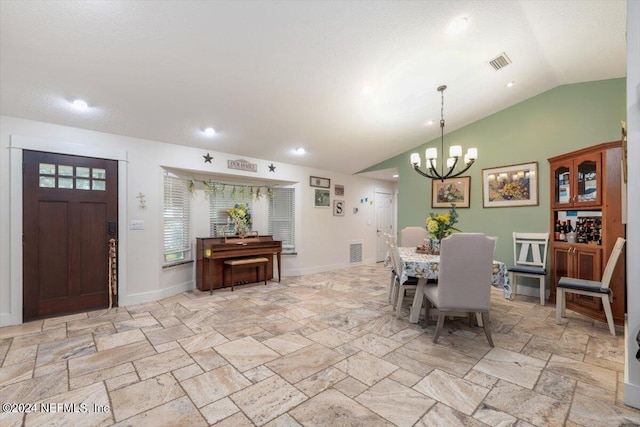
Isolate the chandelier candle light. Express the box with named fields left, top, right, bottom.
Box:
left=411, top=85, right=477, bottom=181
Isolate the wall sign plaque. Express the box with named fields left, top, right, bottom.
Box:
left=228, top=159, right=258, bottom=173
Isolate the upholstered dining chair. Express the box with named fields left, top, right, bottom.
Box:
left=423, top=233, right=496, bottom=346
left=556, top=237, right=626, bottom=336
left=507, top=232, right=549, bottom=305
left=400, top=226, right=429, bottom=247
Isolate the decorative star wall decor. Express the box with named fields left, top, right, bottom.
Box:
left=268, top=163, right=276, bottom=172
left=203, top=153, right=213, bottom=163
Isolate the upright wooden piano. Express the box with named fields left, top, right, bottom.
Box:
left=195, top=235, right=282, bottom=291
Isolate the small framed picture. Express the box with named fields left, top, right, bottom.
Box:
left=482, top=161, right=538, bottom=208
left=334, top=184, right=344, bottom=196
left=432, top=176, right=470, bottom=208
left=333, top=200, right=345, bottom=216
left=314, top=189, right=330, bottom=208
left=310, top=176, right=330, bottom=188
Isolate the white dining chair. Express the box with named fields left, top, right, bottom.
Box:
left=388, top=242, right=418, bottom=317
left=507, top=232, right=549, bottom=305
left=423, top=233, right=496, bottom=345
left=555, top=237, right=625, bottom=336
left=400, top=226, right=429, bottom=247
left=383, top=233, right=398, bottom=304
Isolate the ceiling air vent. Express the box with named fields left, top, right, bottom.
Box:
left=489, top=52, right=512, bottom=71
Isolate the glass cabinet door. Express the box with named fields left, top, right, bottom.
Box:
left=553, top=164, right=572, bottom=207
left=574, top=153, right=601, bottom=206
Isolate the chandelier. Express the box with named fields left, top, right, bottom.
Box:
left=410, top=85, right=477, bottom=181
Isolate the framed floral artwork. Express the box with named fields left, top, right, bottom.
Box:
left=482, top=162, right=538, bottom=208
left=432, top=176, right=470, bottom=208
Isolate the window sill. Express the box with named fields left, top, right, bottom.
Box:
left=162, top=260, right=194, bottom=270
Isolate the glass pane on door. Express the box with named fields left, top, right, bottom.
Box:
left=76, top=167, right=90, bottom=178
left=577, top=160, right=597, bottom=202
left=555, top=166, right=570, bottom=203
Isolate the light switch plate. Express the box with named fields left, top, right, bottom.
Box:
left=130, top=220, right=144, bottom=230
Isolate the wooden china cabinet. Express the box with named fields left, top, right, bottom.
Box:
left=548, top=141, right=625, bottom=325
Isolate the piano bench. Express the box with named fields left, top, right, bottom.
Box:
left=221, top=257, right=269, bottom=292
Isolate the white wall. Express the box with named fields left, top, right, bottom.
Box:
left=0, top=115, right=395, bottom=326
left=625, top=0, right=640, bottom=410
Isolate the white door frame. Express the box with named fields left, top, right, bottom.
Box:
left=3, top=135, right=128, bottom=326
left=374, top=189, right=395, bottom=262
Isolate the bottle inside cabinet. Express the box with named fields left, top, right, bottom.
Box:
left=554, top=211, right=602, bottom=244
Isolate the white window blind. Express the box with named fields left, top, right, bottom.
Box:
left=163, top=173, right=191, bottom=263
left=209, top=186, right=253, bottom=237
left=268, top=187, right=295, bottom=254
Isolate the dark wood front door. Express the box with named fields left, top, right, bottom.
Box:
left=23, top=150, right=118, bottom=320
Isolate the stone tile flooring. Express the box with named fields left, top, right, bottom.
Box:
left=1, top=263, right=639, bottom=426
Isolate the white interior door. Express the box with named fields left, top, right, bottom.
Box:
left=375, top=191, right=393, bottom=262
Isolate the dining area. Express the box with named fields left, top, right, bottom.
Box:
left=393, top=244, right=509, bottom=321
left=386, top=230, right=509, bottom=347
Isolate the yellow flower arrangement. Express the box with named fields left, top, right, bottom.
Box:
left=425, top=204, right=460, bottom=241
left=226, top=203, right=251, bottom=235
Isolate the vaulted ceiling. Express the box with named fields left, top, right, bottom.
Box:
left=0, top=1, right=627, bottom=179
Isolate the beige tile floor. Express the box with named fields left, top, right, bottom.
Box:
left=1, top=263, right=639, bottom=426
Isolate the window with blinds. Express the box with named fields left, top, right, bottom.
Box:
left=268, top=187, right=296, bottom=254
left=209, top=187, right=253, bottom=237
left=163, top=173, right=191, bottom=264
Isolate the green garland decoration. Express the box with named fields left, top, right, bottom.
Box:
left=184, top=178, right=276, bottom=201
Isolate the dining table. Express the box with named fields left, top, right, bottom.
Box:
left=396, top=246, right=509, bottom=324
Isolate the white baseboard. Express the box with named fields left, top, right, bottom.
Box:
left=625, top=382, right=640, bottom=409
left=283, top=258, right=377, bottom=277
left=513, top=284, right=550, bottom=300
left=0, top=312, right=22, bottom=327
left=118, top=280, right=193, bottom=307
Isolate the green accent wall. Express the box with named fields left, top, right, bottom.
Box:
left=363, top=78, right=626, bottom=271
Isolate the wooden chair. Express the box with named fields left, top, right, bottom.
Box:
left=555, top=237, right=625, bottom=336
left=423, top=233, right=496, bottom=346
left=507, top=232, right=549, bottom=305
left=400, top=226, right=429, bottom=248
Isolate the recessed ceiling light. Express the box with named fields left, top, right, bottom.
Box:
left=506, top=81, right=515, bottom=88
left=447, top=17, right=469, bottom=36
left=203, top=127, right=216, bottom=136
left=71, top=99, right=88, bottom=111
left=293, top=147, right=306, bottom=155
left=392, top=174, right=399, bottom=178
left=361, top=85, right=374, bottom=96
left=425, top=120, right=434, bottom=126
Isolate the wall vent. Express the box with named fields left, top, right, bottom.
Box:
left=489, top=52, right=512, bottom=71
left=349, top=240, right=363, bottom=264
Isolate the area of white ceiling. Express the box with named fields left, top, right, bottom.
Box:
left=0, top=1, right=627, bottom=180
